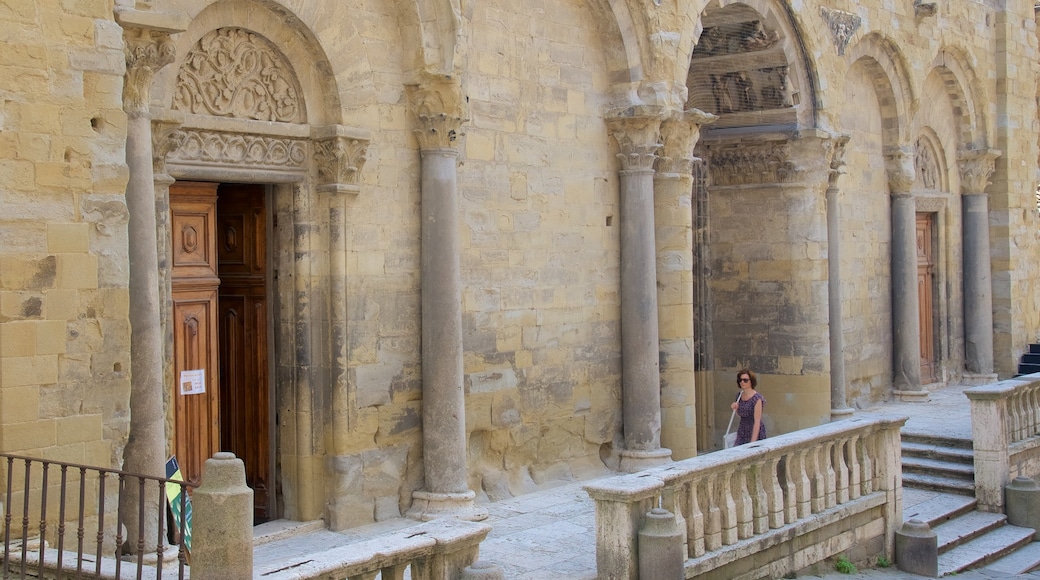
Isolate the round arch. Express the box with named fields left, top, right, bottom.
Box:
left=930, top=45, right=990, bottom=151
left=844, top=32, right=916, bottom=149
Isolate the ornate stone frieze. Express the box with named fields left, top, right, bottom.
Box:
left=914, top=137, right=940, bottom=191
left=958, top=149, right=1001, bottom=194
left=165, top=129, right=308, bottom=172
left=122, top=29, right=177, bottom=117
left=606, top=115, right=663, bottom=172
left=174, top=28, right=305, bottom=123
left=411, top=74, right=467, bottom=150
left=828, top=134, right=851, bottom=187
left=820, top=7, right=861, bottom=56
left=314, top=135, right=370, bottom=195
left=151, top=119, right=185, bottom=175
left=656, top=109, right=717, bottom=176
left=706, top=141, right=795, bottom=186
left=884, top=146, right=915, bottom=194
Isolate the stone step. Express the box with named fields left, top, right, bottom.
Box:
left=902, top=490, right=977, bottom=527
left=901, top=456, right=975, bottom=480
left=982, top=538, right=1040, bottom=575
left=933, top=511, right=1007, bottom=553
left=1029, top=343, right=1040, bottom=355
left=937, top=524, right=1035, bottom=576
left=901, top=431, right=974, bottom=451
left=1019, top=363, right=1040, bottom=376
left=902, top=472, right=975, bottom=496
left=901, top=441, right=975, bottom=464
left=1022, top=353, right=1040, bottom=365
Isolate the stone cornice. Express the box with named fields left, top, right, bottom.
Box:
left=606, top=115, right=663, bottom=173
left=411, top=74, right=467, bottom=150
left=958, top=149, right=1001, bottom=195
left=116, top=8, right=188, bottom=118
left=884, top=146, right=915, bottom=194
left=656, top=109, right=717, bottom=176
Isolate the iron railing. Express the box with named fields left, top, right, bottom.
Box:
left=1, top=453, right=194, bottom=579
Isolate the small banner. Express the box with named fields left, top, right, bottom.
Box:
left=165, top=456, right=193, bottom=555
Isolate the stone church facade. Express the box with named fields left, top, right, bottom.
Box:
left=2, top=0, right=1039, bottom=531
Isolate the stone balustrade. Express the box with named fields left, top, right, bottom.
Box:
left=966, top=375, right=1040, bottom=513
left=584, top=414, right=906, bottom=579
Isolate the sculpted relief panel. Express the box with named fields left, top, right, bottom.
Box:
left=174, top=27, right=305, bottom=123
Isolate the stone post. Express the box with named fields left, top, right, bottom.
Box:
left=827, top=136, right=854, bottom=420
left=965, top=382, right=1014, bottom=512
left=114, top=6, right=188, bottom=552
left=607, top=113, right=673, bottom=472
left=192, top=453, right=254, bottom=580
left=885, top=147, right=924, bottom=399
left=584, top=474, right=666, bottom=580
left=959, top=149, right=1000, bottom=382
left=406, top=75, right=485, bottom=521
left=654, top=109, right=715, bottom=459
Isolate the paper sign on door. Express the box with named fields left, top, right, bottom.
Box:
left=179, top=369, right=206, bottom=395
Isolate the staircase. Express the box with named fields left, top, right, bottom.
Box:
left=1018, top=343, right=1040, bottom=376
left=901, top=431, right=1040, bottom=575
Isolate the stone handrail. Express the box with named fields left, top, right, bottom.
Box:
left=584, top=414, right=906, bottom=579
left=965, top=375, right=1040, bottom=512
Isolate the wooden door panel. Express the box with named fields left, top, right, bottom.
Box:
left=916, top=213, right=936, bottom=384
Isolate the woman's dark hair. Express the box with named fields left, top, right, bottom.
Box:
left=736, top=368, right=757, bottom=388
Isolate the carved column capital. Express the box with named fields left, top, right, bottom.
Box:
left=827, top=134, right=851, bottom=187
left=313, top=126, right=371, bottom=195
left=116, top=9, right=188, bottom=118
left=410, top=74, right=467, bottom=151
left=150, top=118, right=185, bottom=176
left=606, top=115, right=664, bottom=173
left=656, top=108, right=717, bottom=176
left=885, top=146, right=915, bottom=195
left=958, top=149, right=1001, bottom=195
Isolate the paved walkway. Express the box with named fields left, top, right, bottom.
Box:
left=260, top=382, right=1040, bottom=579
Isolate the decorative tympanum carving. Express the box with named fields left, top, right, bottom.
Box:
left=166, top=129, right=308, bottom=170
left=693, top=20, right=779, bottom=58
left=174, top=28, right=305, bottom=123
left=820, top=7, right=861, bottom=56
left=706, top=142, right=795, bottom=186
left=914, top=137, right=940, bottom=191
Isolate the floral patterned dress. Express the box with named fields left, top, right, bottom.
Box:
left=735, top=392, right=767, bottom=446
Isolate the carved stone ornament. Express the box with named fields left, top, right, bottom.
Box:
left=884, top=146, right=915, bottom=194
left=151, top=119, right=185, bottom=175
left=166, top=129, right=308, bottom=172
left=123, top=30, right=177, bottom=117
left=706, top=142, right=795, bottom=186
left=827, top=134, right=851, bottom=187
left=914, top=137, right=940, bottom=191
left=820, top=7, right=861, bottom=56
left=656, top=109, right=717, bottom=175
left=606, top=115, right=663, bottom=172
left=314, top=135, right=370, bottom=195
left=174, top=28, right=305, bottom=123
left=411, top=75, right=467, bottom=150
left=958, top=149, right=1001, bottom=195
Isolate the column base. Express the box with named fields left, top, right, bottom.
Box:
left=830, top=407, right=855, bottom=421
left=893, top=389, right=931, bottom=403
left=405, top=489, right=488, bottom=522
left=961, top=373, right=998, bottom=386
left=619, top=447, right=672, bottom=473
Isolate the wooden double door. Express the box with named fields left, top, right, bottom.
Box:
left=169, top=181, right=273, bottom=523
left=916, top=212, right=937, bottom=384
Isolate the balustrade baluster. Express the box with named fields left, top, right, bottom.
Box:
left=1028, top=385, right=1040, bottom=436
left=764, top=457, right=784, bottom=529
left=1011, top=392, right=1024, bottom=442
left=719, top=469, right=738, bottom=545
left=847, top=435, right=862, bottom=500
left=749, top=461, right=768, bottom=535
left=778, top=455, right=798, bottom=524
left=859, top=433, right=874, bottom=495
left=704, top=472, right=722, bottom=551
left=735, top=468, right=754, bottom=539
left=382, top=563, right=407, bottom=580
left=834, top=438, right=850, bottom=504
left=662, top=485, right=688, bottom=559
left=410, top=556, right=432, bottom=580
left=688, top=477, right=705, bottom=557
left=823, top=441, right=837, bottom=508
left=809, top=446, right=825, bottom=513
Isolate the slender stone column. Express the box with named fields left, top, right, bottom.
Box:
left=959, top=149, right=1000, bottom=381
left=115, top=7, right=188, bottom=552
left=406, top=76, right=485, bottom=521
left=608, top=114, right=673, bottom=472
left=827, top=136, right=854, bottom=420
left=885, top=147, right=924, bottom=399
left=654, top=109, right=714, bottom=459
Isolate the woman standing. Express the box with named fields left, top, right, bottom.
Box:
left=730, top=369, right=767, bottom=445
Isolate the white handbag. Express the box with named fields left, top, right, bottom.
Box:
left=723, top=394, right=740, bottom=449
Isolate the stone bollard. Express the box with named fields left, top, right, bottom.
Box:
left=1006, top=476, right=1040, bottom=540
left=895, top=518, right=937, bottom=578
left=191, top=452, right=254, bottom=580
left=459, top=560, right=505, bottom=579
left=638, top=508, right=684, bottom=580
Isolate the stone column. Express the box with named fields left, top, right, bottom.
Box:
left=885, top=147, right=924, bottom=399
left=406, top=76, right=485, bottom=521
left=959, top=149, right=1000, bottom=382
left=654, top=109, right=714, bottom=459
left=608, top=114, right=673, bottom=472
left=827, top=136, right=854, bottom=420
left=115, top=6, right=188, bottom=552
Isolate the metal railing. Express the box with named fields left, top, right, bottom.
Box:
left=1, top=453, right=194, bottom=579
